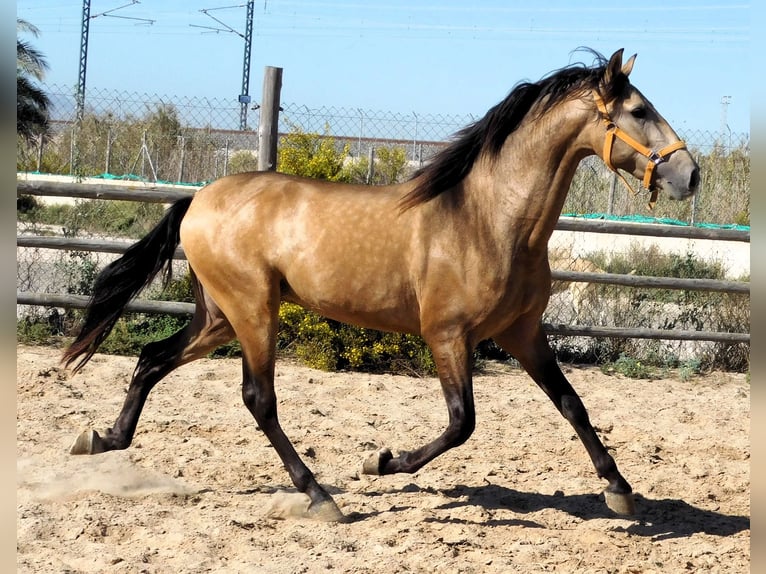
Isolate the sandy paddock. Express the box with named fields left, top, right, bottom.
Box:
left=17, top=345, right=749, bottom=573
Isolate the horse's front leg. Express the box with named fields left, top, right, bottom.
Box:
left=362, top=334, right=476, bottom=475
left=494, top=323, right=635, bottom=515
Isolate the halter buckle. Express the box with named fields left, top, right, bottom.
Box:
left=648, top=150, right=664, bottom=165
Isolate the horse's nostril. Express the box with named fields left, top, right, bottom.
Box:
left=689, top=168, right=700, bottom=191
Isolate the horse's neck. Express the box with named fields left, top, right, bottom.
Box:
left=467, top=106, right=592, bottom=252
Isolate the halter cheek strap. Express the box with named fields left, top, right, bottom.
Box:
left=593, top=92, right=687, bottom=210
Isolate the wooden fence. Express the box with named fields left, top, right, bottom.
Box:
left=17, top=180, right=750, bottom=344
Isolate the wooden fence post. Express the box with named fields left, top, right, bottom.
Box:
left=257, top=66, right=283, bottom=171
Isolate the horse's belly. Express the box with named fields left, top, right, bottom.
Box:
left=281, top=271, right=420, bottom=334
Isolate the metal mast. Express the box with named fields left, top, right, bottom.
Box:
left=239, top=0, right=255, bottom=131
left=75, top=1, right=154, bottom=121
left=76, top=0, right=92, bottom=123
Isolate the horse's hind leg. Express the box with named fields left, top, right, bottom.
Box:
left=494, top=322, right=635, bottom=515
left=70, top=281, right=235, bottom=455
left=241, top=357, right=345, bottom=522
left=220, top=284, right=344, bottom=522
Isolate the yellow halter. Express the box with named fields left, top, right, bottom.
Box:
left=593, top=92, right=687, bottom=210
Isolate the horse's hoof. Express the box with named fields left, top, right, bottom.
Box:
left=362, top=447, right=392, bottom=475
left=604, top=490, right=635, bottom=515
left=69, top=430, right=107, bottom=455
left=265, top=492, right=346, bottom=522
left=307, top=499, right=347, bottom=523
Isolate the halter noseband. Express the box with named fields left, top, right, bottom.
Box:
left=593, top=92, right=687, bottom=210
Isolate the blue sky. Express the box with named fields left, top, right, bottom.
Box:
left=17, top=1, right=750, bottom=136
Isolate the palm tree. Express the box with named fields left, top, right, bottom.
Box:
left=17, top=18, right=51, bottom=142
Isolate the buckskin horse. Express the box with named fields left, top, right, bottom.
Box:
left=63, top=48, right=699, bottom=522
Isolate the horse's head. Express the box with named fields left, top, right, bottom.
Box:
left=593, top=49, right=700, bottom=207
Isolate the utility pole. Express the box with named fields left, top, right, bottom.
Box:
left=74, top=1, right=153, bottom=174
left=240, top=1, right=255, bottom=131
left=76, top=0, right=91, bottom=124
left=193, top=1, right=256, bottom=131
left=75, top=1, right=154, bottom=120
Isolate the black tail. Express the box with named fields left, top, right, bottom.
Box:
left=63, top=196, right=194, bottom=373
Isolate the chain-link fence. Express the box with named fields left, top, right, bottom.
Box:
left=18, top=83, right=750, bottom=226
left=17, top=83, right=750, bottom=371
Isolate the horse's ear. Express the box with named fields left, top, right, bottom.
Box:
left=621, top=53, right=637, bottom=77
left=603, top=48, right=625, bottom=87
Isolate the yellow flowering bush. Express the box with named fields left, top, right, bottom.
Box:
left=277, top=303, right=434, bottom=374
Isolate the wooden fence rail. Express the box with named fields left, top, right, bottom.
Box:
left=17, top=180, right=751, bottom=344
left=15, top=291, right=749, bottom=344
left=15, top=235, right=750, bottom=295
left=16, top=180, right=751, bottom=242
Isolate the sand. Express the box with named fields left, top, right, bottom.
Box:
left=17, top=344, right=749, bottom=573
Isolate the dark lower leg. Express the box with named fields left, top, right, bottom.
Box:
left=95, top=334, right=188, bottom=450
left=496, top=328, right=631, bottom=497
left=241, top=362, right=336, bottom=510
left=535, top=359, right=632, bottom=496
left=373, top=384, right=475, bottom=475
left=90, top=316, right=232, bottom=452
left=367, top=336, right=475, bottom=475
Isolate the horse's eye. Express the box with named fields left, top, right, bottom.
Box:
left=630, top=106, right=646, bottom=119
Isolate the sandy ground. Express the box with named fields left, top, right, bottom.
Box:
left=17, top=344, right=749, bottom=573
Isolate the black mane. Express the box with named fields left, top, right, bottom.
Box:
left=400, top=49, right=626, bottom=210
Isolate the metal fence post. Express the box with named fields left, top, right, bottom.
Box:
left=69, top=128, right=75, bottom=176
left=607, top=172, right=617, bottom=214
left=358, top=108, right=365, bottom=157
left=105, top=128, right=112, bottom=175
left=36, top=136, right=44, bottom=172
left=224, top=138, right=230, bottom=176
left=177, top=135, right=186, bottom=183
left=367, top=146, right=375, bottom=184
left=412, top=112, right=419, bottom=163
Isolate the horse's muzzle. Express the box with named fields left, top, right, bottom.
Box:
left=656, top=156, right=700, bottom=201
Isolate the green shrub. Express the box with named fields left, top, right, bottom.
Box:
left=56, top=251, right=99, bottom=296
left=17, top=316, right=60, bottom=345
left=345, top=145, right=411, bottom=185
left=590, top=244, right=725, bottom=281
left=552, top=246, right=749, bottom=373
left=151, top=272, right=195, bottom=302
left=600, top=353, right=657, bottom=379
left=277, top=302, right=435, bottom=375
left=678, top=358, right=703, bottom=381
left=277, top=124, right=351, bottom=182
left=18, top=199, right=166, bottom=239
left=228, top=150, right=259, bottom=174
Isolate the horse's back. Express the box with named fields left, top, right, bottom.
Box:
left=182, top=171, right=408, bottom=261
